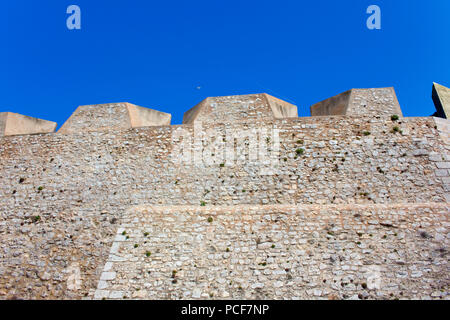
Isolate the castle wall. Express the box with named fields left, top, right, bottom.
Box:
left=94, top=204, right=449, bottom=300
left=182, top=94, right=297, bottom=124
left=1, top=113, right=449, bottom=299
left=1, top=203, right=448, bottom=299
left=0, top=116, right=447, bottom=211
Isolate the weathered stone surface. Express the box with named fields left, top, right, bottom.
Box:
left=58, top=102, right=171, bottom=134
left=0, top=112, right=56, bottom=137
left=0, top=87, right=448, bottom=300
left=432, top=82, right=450, bottom=119
left=92, top=204, right=449, bottom=300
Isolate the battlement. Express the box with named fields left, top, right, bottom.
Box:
left=310, top=87, right=403, bottom=118
left=182, top=93, right=298, bottom=124
left=58, top=102, right=172, bottom=134
left=0, top=86, right=431, bottom=137
left=432, top=82, right=450, bottom=119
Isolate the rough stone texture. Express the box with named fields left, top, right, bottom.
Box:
left=0, top=205, right=116, bottom=299
left=311, top=88, right=403, bottom=118
left=93, top=204, right=449, bottom=300
left=0, top=89, right=449, bottom=300
left=432, top=82, right=450, bottom=119
left=58, top=102, right=171, bottom=134
left=0, top=112, right=56, bottom=137
left=182, top=94, right=297, bottom=124
left=0, top=116, right=448, bottom=208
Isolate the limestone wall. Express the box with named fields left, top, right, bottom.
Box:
left=0, top=92, right=449, bottom=300
left=93, top=203, right=448, bottom=300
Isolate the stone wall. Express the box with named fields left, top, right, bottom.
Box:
left=93, top=203, right=449, bottom=300
left=0, top=88, right=449, bottom=300
left=311, top=88, right=403, bottom=118
left=347, top=88, right=403, bottom=118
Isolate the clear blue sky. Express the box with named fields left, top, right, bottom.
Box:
left=2, top=0, right=449, bottom=126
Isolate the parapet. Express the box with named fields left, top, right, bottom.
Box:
left=182, top=93, right=298, bottom=124
left=432, top=82, right=450, bottom=119
left=310, top=87, right=403, bottom=117
left=0, top=112, right=56, bottom=137
left=58, top=102, right=171, bottom=134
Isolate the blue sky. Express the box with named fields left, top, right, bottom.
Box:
left=2, top=0, right=449, bottom=126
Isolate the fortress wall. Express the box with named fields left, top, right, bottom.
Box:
left=0, top=115, right=449, bottom=299
left=0, top=203, right=448, bottom=299
left=94, top=204, right=449, bottom=300
left=0, top=112, right=57, bottom=137
left=0, top=116, right=447, bottom=217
